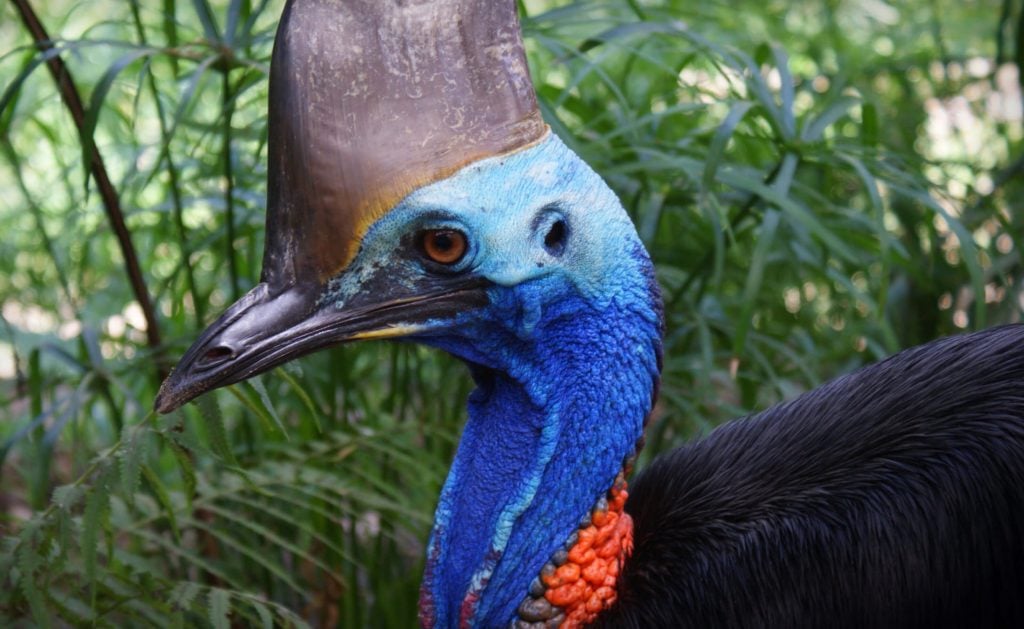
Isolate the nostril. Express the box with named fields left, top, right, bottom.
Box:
left=200, top=345, right=234, bottom=365
left=544, top=219, right=568, bottom=256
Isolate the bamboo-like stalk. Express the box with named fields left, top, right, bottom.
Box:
left=9, top=0, right=167, bottom=378
left=127, top=1, right=204, bottom=328
left=222, top=69, right=240, bottom=302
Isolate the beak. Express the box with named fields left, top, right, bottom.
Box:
left=154, top=276, right=489, bottom=414
left=154, top=0, right=541, bottom=415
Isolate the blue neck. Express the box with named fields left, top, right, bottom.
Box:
left=418, top=247, right=662, bottom=627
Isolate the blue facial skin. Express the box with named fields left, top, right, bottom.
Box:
left=323, top=134, right=663, bottom=627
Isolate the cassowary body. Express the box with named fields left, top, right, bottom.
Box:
left=154, top=1, right=1024, bottom=626
left=603, top=326, right=1024, bottom=627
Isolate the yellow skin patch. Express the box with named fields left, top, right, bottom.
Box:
left=349, top=325, right=425, bottom=341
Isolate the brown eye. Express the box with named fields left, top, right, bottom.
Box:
left=420, top=229, right=467, bottom=265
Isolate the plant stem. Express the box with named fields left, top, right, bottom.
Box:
left=10, top=0, right=167, bottom=379
left=128, top=1, right=204, bottom=327
left=222, top=69, right=240, bottom=302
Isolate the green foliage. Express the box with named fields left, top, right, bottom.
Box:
left=1, top=0, right=1021, bottom=625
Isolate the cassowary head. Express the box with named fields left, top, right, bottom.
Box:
left=157, top=0, right=662, bottom=626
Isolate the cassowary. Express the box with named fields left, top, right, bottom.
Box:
left=155, top=1, right=1024, bottom=626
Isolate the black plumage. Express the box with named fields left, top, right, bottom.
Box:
left=597, top=324, right=1024, bottom=628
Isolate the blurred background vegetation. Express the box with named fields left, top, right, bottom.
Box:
left=0, top=0, right=1020, bottom=625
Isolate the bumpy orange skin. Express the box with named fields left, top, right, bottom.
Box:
left=542, top=483, right=634, bottom=627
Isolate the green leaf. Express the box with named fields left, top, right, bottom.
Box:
left=801, top=96, right=859, bottom=142
left=220, top=493, right=357, bottom=568
left=741, top=52, right=787, bottom=141
left=251, top=599, right=274, bottom=629
left=128, top=529, right=238, bottom=588
left=120, top=429, right=145, bottom=507
left=717, top=168, right=858, bottom=263
left=161, top=0, right=181, bottom=75
left=0, top=537, right=18, bottom=591
left=80, top=49, right=155, bottom=191
left=160, top=432, right=197, bottom=503
left=170, top=581, right=202, bottom=611
left=162, top=54, right=221, bottom=149
left=207, top=587, right=231, bottom=629
left=52, top=484, right=85, bottom=511
left=198, top=503, right=346, bottom=586
left=577, top=20, right=686, bottom=53
left=734, top=208, right=782, bottom=355
left=81, top=468, right=112, bottom=599
left=0, top=47, right=65, bottom=122
left=196, top=395, right=237, bottom=465
left=241, top=377, right=289, bottom=436
left=191, top=0, right=223, bottom=43
left=900, top=186, right=987, bottom=327
left=702, top=100, right=755, bottom=194
left=770, top=44, right=795, bottom=139
left=50, top=592, right=94, bottom=624
left=141, top=464, right=182, bottom=542
left=861, top=102, right=879, bottom=147
left=17, top=527, right=50, bottom=628
left=183, top=518, right=308, bottom=597
left=28, top=347, right=42, bottom=417
left=225, top=0, right=244, bottom=46
left=276, top=367, right=322, bottom=433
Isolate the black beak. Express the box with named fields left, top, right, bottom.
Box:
left=154, top=277, right=489, bottom=414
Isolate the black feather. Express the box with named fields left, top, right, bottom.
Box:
left=595, top=325, right=1024, bottom=628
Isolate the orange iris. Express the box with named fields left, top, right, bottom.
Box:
left=421, top=229, right=467, bottom=265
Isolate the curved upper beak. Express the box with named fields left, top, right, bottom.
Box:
left=154, top=276, right=489, bottom=414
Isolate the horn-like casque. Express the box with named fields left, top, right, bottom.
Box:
left=263, top=0, right=548, bottom=287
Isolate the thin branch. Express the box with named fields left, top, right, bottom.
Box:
left=996, top=0, right=1013, bottom=65
left=1016, top=0, right=1024, bottom=119
left=9, top=0, right=167, bottom=379
left=927, top=0, right=950, bottom=69
left=222, top=70, right=240, bottom=302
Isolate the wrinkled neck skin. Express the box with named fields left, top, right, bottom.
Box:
left=413, top=141, right=662, bottom=627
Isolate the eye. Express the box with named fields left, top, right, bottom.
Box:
left=544, top=219, right=568, bottom=256
left=419, top=229, right=468, bottom=265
